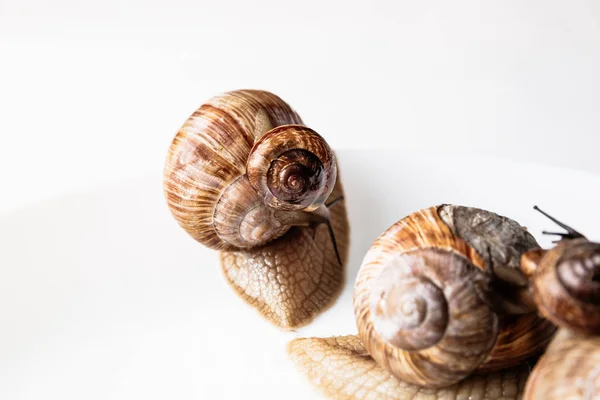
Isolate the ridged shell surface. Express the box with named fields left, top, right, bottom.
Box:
left=354, top=205, right=556, bottom=387
left=163, top=90, right=302, bottom=250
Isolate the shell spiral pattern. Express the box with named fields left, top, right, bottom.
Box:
left=353, top=205, right=556, bottom=388
left=354, top=206, right=499, bottom=387
left=163, top=90, right=303, bottom=250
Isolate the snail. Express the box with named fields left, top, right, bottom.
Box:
left=288, top=205, right=556, bottom=399
left=520, top=206, right=600, bottom=335
left=518, top=207, right=600, bottom=399
left=163, top=90, right=350, bottom=329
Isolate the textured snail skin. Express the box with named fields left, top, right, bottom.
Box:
left=354, top=205, right=555, bottom=388
left=523, top=329, right=600, bottom=400
left=219, top=174, right=349, bottom=328
left=163, top=90, right=349, bottom=328
left=522, top=239, right=600, bottom=335
left=288, top=335, right=530, bottom=400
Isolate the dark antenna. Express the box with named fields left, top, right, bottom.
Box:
left=326, top=195, right=344, bottom=209
left=325, top=220, right=342, bottom=266
left=326, top=196, right=344, bottom=265
left=533, top=205, right=585, bottom=240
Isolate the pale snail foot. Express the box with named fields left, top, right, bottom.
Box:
left=219, top=179, right=350, bottom=329
left=287, top=335, right=530, bottom=400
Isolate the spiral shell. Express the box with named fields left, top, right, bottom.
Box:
left=526, top=238, right=600, bottom=335
left=247, top=125, right=336, bottom=212
left=164, top=90, right=308, bottom=250
left=354, top=205, right=555, bottom=388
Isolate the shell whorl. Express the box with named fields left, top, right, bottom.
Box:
left=164, top=90, right=313, bottom=250
left=247, top=126, right=336, bottom=212
left=354, top=206, right=499, bottom=388
left=530, top=239, right=600, bottom=335
left=354, top=205, right=556, bottom=388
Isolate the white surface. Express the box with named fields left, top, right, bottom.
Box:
left=2, top=1, right=600, bottom=398
left=1, top=0, right=600, bottom=213
left=2, top=150, right=600, bottom=399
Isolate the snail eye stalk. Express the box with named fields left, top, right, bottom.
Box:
left=325, top=196, right=344, bottom=266
left=533, top=205, right=586, bottom=241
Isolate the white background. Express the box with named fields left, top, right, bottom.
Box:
left=2, top=1, right=600, bottom=399
left=1, top=0, right=600, bottom=211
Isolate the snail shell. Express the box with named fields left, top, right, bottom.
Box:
left=164, top=90, right=336, bottom=250
left=163, top=90, right=349, bottom=328
left=353, top=205, right=555, bottom=388
left=522, top=239, right=600, bottom=335
left=523, top=329, right=600, bottom=400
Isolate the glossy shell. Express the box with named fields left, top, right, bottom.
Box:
left=354, top=205, right=555, bottom=388
left=163, top=90, right=303, bottom=250
left=247, top=125, right=336, bottom=212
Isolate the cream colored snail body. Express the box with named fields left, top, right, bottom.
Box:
left=289, top=205, right=556, bottom=399
left=288, top=335, right=531, bottom=400
left=163, top=89, right=349, bottom=329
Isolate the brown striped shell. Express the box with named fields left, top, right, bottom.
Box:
left=523, top=329, right=600, bottom=399
left=353, top=205, right=556, bottom=388
left=163, top=90, right=336, bottom=250
left=521, top=239, right=600, bottom=335
left=163, top=90, right=349, bottom=329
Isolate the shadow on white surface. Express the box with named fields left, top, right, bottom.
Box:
left=1, top=150, right=600, bottom=399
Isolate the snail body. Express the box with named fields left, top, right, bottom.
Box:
left=353, top=205, right=555, bottom=388
left=163, top=90, right=349, bottom=328
left=289, top=335, right=531, bottom=400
